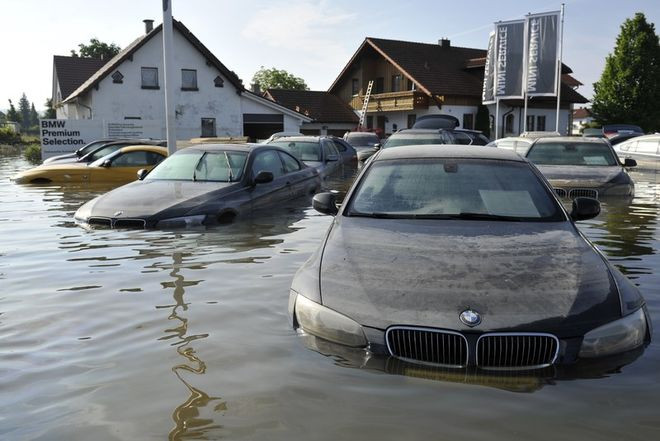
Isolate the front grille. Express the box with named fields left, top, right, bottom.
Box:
left=554, top=188, right=567, bottom=198
left=113, top=219, right=146, bottom=229
left=476, top=333, right=559, bottom=369
left=87, top=217, right=111, bottom=227
left=386, top=327, right=468, bottom=367
left=569, top=188, right=598, bottom=199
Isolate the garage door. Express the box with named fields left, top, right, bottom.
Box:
left=243, top=114, right=284, bottom=142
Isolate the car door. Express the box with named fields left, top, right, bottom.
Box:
left=278, top=150, right=313, bottom=198
left=249, top=149, right=290, bottom=210
left=321, top=140, right=342, bottom=178
left=93, top=150, right=165, bottom=184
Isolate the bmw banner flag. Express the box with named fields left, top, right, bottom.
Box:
left=494, top=19, right=525, bottom=99
left=482, top=31, right=496, bottom=104
left=525, top=11, right=561, bottom=96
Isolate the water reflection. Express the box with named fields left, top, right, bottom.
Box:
left=157, top=251, right=225, bottom=440
left=299, top=333, right=645, bottom=393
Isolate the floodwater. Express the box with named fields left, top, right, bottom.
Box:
left=1, top=153, right=659, bottom=441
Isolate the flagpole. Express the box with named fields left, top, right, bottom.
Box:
left=495, top=98, right=500, bottom=139
left=522, top=14, right=529, bottom=133
left=162, top=0, right=177, bottom=155
left=555, top=3, right=565, bottom=134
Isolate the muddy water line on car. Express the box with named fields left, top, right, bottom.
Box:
left=0, top=154, right=659, bottom=440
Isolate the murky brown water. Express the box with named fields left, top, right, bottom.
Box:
left=1, top=154, right=659, bottom=441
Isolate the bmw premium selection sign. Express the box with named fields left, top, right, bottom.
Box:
left=482, top=31, right=497, bottom=104
left=494, top=19, right=525, bottom=99
left=526, top=11, right=560, bottom=96
left=39, top=119, right=103, bottom=160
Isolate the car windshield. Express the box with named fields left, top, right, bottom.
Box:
left=383, top=134, right=445, bottom=148
left=270, top=141, right=321, bottom=162
left=146, top=150, right=247, bottom=182
left=77, top=140, right=109, bottom=156
left=347, top=159, right=563, bottom=221
left=346, top=134, right=379, bottom=146
left=84, top=144, right=125, bottom=162
left=526, top=142, right=618, bottom=166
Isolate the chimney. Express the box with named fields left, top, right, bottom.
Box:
left=439, top=38, right=450, bottom=48
left=143, top=19, right=154, bottom=34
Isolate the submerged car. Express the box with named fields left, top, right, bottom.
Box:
left=343, top=131, right=381, bottom=162
left=12, top=145, right=167, bottom=185
left=613, top=134, right=660, bottom=168
left=525, top=137, right=636, bottom=199
left=44, top=139, right=167, bottom=165
left=267, top=136, right=356, bottom=179
left=289, top=145, right=651, bottom=370
left=74, top=144, right=321, bottom=228
left=381, top=129, right=455, bottom=149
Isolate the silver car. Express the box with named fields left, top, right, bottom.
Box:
left=613, top=134, right=660, bottom=169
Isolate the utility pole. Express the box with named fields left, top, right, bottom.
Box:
left=162, top=0, right=177, bottom=155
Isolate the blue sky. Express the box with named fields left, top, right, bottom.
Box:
left=1, top=0, right=658, bottom=111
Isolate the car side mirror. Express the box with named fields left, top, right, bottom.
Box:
left=374, top=143, right=381, bottom=149
left=101, top=159, right=112, bottom=168
left=137, top=169, right=148, bottom=180
left=624, top=158, right=637, bottom=167
left=571, top=197, right=600, bottom=221
left=313, top=192, right=338, bottom=215
left=254, top=170, right=274, bottom=184
left=326, top=154, right=339, bottom=162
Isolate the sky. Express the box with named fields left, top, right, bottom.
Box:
left=1, top=0, right=658, bottom=111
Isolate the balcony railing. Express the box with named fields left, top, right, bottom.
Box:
left=350, top=90, right=429, bottom=112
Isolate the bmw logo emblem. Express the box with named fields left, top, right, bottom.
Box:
left=459, top=309, right=481, bottom=327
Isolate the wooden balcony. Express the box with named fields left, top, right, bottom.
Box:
left=349, top=90, right=429, bottom=113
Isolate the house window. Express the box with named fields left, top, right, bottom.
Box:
left=351, top=78, right=359, bottom=95
left=111, top=71, right=124, bottom=84
left=391, top=74, right=402, bottom=92
left=214, top=76, right=224, bottom=87
left=124, top=116, right=141, bottom=120
left=537, top=116, right=546, bottom=131
left=374, top=77, right=384, bottom=94
left=201, top=118, right=216, bottom=137
left=141, top=67, right=159, bottom=89
left=407, top=114, right=416, bottom=128
left=505, top=114, right=514, bottom=134
left=526, top=115, right=535, bottom=131
left=181, top=69, right=198, bottom=90
left=462, top=113, right=474, bottom=130
left=366, top=115, right=373, bottom=129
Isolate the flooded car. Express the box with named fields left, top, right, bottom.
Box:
left=74, top=143, right=321, bottom=228
left=525, top=137, right=637, bottom=199
left=288, top=145, right=651, bottom=372
left=267, top=136, right=356, bottom=180
left=613, top=134, right=660, bottom=169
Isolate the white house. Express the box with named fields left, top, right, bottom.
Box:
left=53, top=19, right=311, bottom=141
left=571, top=107, right=594, bottom=134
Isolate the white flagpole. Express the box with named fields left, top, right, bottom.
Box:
left=523, top=14, right=529, bottom=133
left=162, top=0, right=177, bottom=155
left=495, top=98, right=500, bottom=139
left=555, top=4, right=565, bottom=134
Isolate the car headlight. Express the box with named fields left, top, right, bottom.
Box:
left=606, top=171, right=632, bottom=185
left=579, top=308, right=648, bottom=358
left=294, top=294, right=367, bottom=348
left=156, top=214, right=206, bottom=228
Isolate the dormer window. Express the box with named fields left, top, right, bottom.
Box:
left=214, top=76, right=224, bottom=88
left=112, top=71, right=124, bottom=84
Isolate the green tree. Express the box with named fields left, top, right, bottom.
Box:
left=29, top=103, right=39, bottom=127
left=6, top=99, right=19, bottom=122
left=18, top=93, right=31, bottom=128
left=44, top=98, right=56, bottom=119
left=251, top=66, right=309, bottom=91
left=71, top=38, right=121, bottom=60
left=592, top=13, right=660, bottom=132
left=0, top=110, right=5, bottom=124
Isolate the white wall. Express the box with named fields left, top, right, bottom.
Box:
left=486, top=103, right=570, bottom=137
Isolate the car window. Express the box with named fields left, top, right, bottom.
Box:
left=453, top=132, right=472, bottom=145
left=331, top=140, right=347, bottom=152
left=252, top=150, right=284, bottom=179
left=86, top=144, right=126, bottom=161
left=109, top=151, right=150, bottom=167
left=636, top=140, right=659, bottom=155
left=526, top=142, right=618, bottom=166
left=347, top=159, right=563, bottom=221
left=279, top=151, right=301, bottom=173
left=323, top=141, right=339, bottom=160
left=270, top=141, right=321, bottom=162
left=346, top=133, right=380, bottom=146
left=383, top=133, right=448, bottom=148
left=194, top=152, right=247, bottom=182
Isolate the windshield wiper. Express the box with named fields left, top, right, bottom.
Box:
left=224, top=151, right=234, bottom=182
left=348, top=212, right=453, bottom=219
left=449, top=212, right=524, bottom=221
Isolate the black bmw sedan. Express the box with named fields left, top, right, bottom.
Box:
left=288, top=145, right=651, bottom=370
left=75, top=144, right=321, bottom=228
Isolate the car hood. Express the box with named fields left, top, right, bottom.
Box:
left=319, top=217, right=621, bottom=336
left=535, top=165, right=622, bottom=185
left=81, top=180, right=235, bottom=219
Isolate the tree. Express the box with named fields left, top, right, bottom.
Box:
left=251, top=66, right=309, bottom=91
left=30, top=103, right=39, bottom=127
left=0, top=110, right=5, bottom=124
left=592, top=13, right=660, bottom=132
left=44, top=98, right=57, bottom=119
left=6, top=100, right=19, bottom=122
left=71, top=38, right=121, bottom=60
left=18, top=94, right=31, bottom=128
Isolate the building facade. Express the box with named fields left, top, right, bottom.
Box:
left=53, top=20, right=310, bottom=141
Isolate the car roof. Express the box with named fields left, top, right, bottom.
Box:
left=179, top=143, right=255, bottom=153
left=374, top=145, right=525, bottom=162
left=119, top=145, right=169, bottom=154
left=270, top=136, right=322, bottom=142
left=534, top=136, right=609, bottom=144
left=494, top=137, right=533, bottom=143
left=391, top=129, right=446, bottom=135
